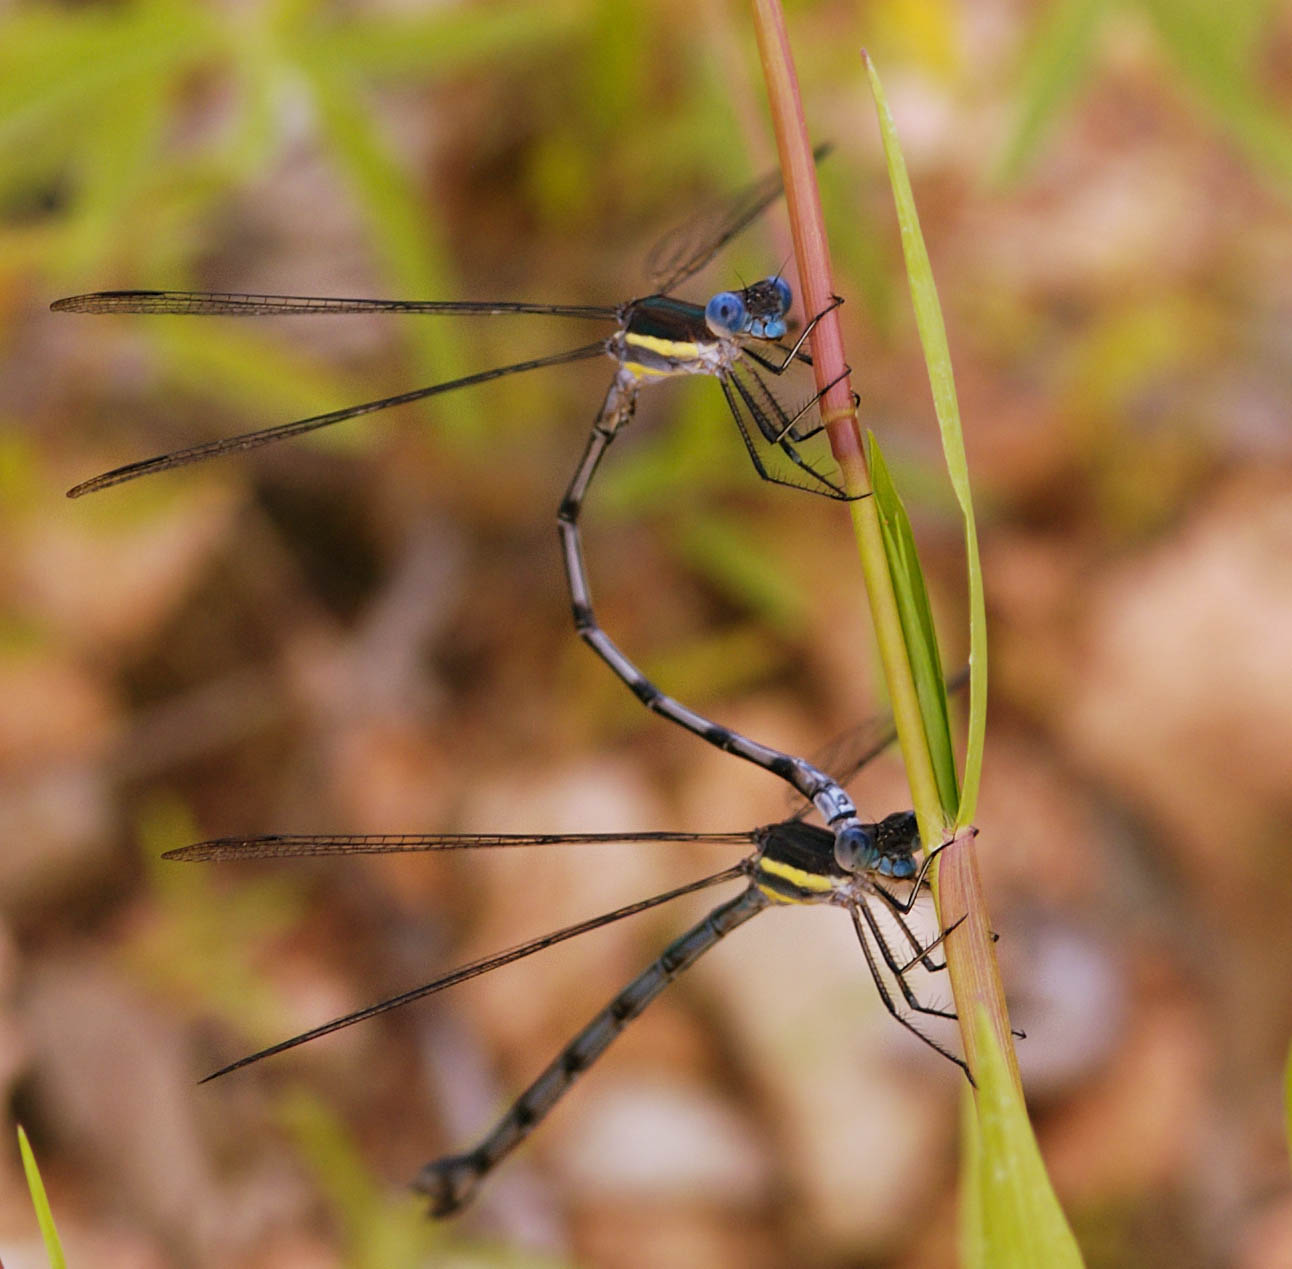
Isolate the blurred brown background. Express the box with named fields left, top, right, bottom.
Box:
left=1, top=1, right=1291, bottom=1265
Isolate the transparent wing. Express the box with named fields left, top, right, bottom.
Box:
left=646, top=143, right=831, bottom=293
left=52, top=290, right=618, bottom=320
left=67, top=340, right=610, bottom=497
left=196, top=863, right=748, bottom=1080
left=164, top=829, right=758, bottom=863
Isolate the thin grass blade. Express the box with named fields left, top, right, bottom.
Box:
left=867, top=436, right=958, bottom=818
left=991, top=0, right=1109, bottom=187
left=1285, top=1036, right=1292, bottom=1176
left=864, top=51, right=987, bottom=825
left=17, top=1125, right=67, bottom=1269
left=1143, top=0, right=1292, bottom=189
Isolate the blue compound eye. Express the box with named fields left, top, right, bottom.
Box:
left=769, top=275, right=792, bottom=314
left=705, top=290, right=747, bottom=336
left=833, top=823, right=877, bottom=874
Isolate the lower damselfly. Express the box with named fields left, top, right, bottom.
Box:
left=53, top=147, right=890, bottom=874
left=163, top=707, right=967, bottom=1217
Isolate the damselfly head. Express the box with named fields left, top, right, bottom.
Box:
left=872, top=811, right=921, bottom=880
left=834, top=811, right=921, bottom=880
left=754, top=273, right=790, bottom=317
left=704, top=276, right=793, bottom=341
left=741, top=275, right=793, bottom=339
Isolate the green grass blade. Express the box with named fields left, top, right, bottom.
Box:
left=296, top=55, right=478, bottom=428
left=973, top=1008, right=1086, bottom=1267
left=1285, top=1035, right=1292, bottom=1176
left=0, top=1, right=214, bottom=153
left=305, top=2, right=580, bottom=78
left=277, top=1090, right=441, bottom=1268
left=959, top=1085, right=986, bottom=1269
left=867, top=435, right=958, bottom=816
left=865, top=53, right=987, bottom=825
left=17, top=1125, right=67, bottom=1269
left=276, top=1090, right=572, bottom=1268
left=992, top=0, right=1109, bottom=186
left=1142, top=0, right=1292, bottom=189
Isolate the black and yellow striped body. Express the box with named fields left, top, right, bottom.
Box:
left=751, top=812, right=921, bottom=904
left=613, top=294, right=730, bottom=381
left=750, top=819, right=846, bottom=904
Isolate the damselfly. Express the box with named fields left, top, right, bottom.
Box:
left=54, top=149, right=887, bottom=873
left=163, top=707, right=965, bottom=1217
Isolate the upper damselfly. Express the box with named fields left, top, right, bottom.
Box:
left=163, top=703, right=965, bottom=1218
left=55, top=147, right=891, bottom=875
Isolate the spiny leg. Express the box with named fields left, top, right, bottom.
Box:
left=728, top=363, right=858, bottom=499
left=718, top=375, right=850, bottom=499
left=415, top=886, right=769, bottom=1217
left=891, top=914, right=968, bottom=978
left=769, top=366, right=852, bottom=445
left=848, top=903, right=969, bottom=1076
left=555, top=383, right=866, bottom=843
left=869, top=833, right=958, bottom=918
left=867, top=883, right=951, bottom=975
left=854, top=900, right=958, bottom=1023
left=873, top=907, right=1026, bottom=1044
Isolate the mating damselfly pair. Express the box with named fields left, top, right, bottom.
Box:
left=56, top=149, right=972, bottom=1215
left=55, top=144, right=884, bottom=870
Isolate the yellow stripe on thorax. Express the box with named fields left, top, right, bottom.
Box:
left=622, top=362, right=679, bottom=379
left=754, top=855, right=834, bottom=903
left=622, top=332, right=703, bottom=361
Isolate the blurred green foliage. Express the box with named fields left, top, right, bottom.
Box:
left=997, top=0, right=1292, bottom=189
left=129, top=795, right=307, bottom=1045
left=278, top=1090, right=571, bottom=1269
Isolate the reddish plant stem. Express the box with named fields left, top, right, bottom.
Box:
left=749, top=0, right=1020, bottom=1093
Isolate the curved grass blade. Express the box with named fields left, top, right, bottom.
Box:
left=992, top=0, right=1109, bottom=187
left=865, top=51, right=986, bottom=826
left=17, top=1125, right=67, bottom=1269
left=971, top=1007, right=1085, bottom=1267
left=868, top=437, right=958, bottom=818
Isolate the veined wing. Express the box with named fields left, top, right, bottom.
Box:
left=646, top=142, right=831, bottom=294
left=197, top=862, right=748, bottom=1081
left=51, top=290, right=619, bottom=320
left=165, top=829, right=758, bottom=863
left=66, top=340, right=610, bottom=497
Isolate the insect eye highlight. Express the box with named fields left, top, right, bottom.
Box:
left=705, top=290, right=747, bottom=336
left=833, top=823, right=878, bottom=874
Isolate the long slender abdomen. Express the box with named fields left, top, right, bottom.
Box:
left=414, top=885, right=767, bottom=1217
